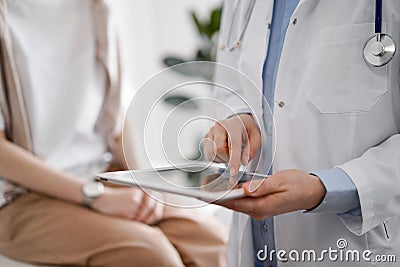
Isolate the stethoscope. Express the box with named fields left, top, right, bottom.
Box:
left=363, top=0, right=396, bottom=67
left=219, top=0, right=256, bottom=51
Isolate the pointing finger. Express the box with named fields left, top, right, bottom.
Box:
left=227, top=127, right=243, bottom=177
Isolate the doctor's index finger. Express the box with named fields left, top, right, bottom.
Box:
left=227, top=125, right=244, bottom=177
left=240, top=131, right=250, bottom=165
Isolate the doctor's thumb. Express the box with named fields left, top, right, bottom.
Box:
left=247, top=179, right=265, bottom=195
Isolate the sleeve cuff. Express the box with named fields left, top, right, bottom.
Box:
left=226, top=108, right=253, bottom=119
left=306, top=168, right=361, bottom=214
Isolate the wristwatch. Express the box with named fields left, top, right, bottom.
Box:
left=82, top=181, right=104, bottom=208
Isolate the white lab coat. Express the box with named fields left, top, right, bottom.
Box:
left=216, top=0, right=400, bottom=266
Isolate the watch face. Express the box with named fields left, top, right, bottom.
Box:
left=83, top=182, right=104, bottom=198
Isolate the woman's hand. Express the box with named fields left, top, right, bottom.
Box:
left=91, top=187, right=164, bottom=225
left=218, top=169, right=326, bottom=220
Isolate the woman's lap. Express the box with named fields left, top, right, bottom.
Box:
left=0, top=193, right=226, bottom=267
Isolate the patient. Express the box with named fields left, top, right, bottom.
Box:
left=0, top=1, right=226, bottom=266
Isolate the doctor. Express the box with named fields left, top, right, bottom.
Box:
left=204, top=0, right=400, bottom=266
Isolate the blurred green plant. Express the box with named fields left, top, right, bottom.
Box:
left=164, top=5, right=222, bottom=69
left=191, top=5, right=222, bottom=62
left=191, top=6, right=222, bottom=42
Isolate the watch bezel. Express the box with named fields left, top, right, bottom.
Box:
left=83, top=181, right=104, bottom=198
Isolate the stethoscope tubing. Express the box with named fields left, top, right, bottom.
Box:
left=375, top=0, right=382, bottom=34
left=221, top=0, right=257, bottom=51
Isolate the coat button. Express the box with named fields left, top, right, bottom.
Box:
left=292, top=18, right=298, bottom=25
left=233, top=41, right=241, bottom=48
left=278, top=101, right=285, bottom=108
left=267, top=22, right=271, bottom=30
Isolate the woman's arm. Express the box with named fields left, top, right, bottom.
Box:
left=107, top=134, right=130, bottom=171
left=0, top=131, right=84, bottom=203
left=0, top=131, right=164, bottom=224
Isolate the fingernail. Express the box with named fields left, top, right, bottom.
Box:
left=249, top=179, right=262, bottom=193
left=230, top=167, right=236, bottom=176
left=229, top=176, right=238, bottom=187
left=242, top=154, right=249, bottom=165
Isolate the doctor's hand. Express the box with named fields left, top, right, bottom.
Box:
left=203, top=114, right=261, bottom=176
left=217, top=169, right=326, bottom=220
left=91, top=187, right=164, bottom=225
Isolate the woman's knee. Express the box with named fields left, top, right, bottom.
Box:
left=89, top=229, right=185, bottom=267
left=158, top=209, right=228, bottom=266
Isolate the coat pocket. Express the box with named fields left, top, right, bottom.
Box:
left=304, top=23, right=388, bottom=114
left=383, top=221, right=390, bottom=239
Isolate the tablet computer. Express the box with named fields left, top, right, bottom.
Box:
left=96, top=164, right=267, bottom=202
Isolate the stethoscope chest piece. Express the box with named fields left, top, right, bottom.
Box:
left=363, top=0, right=396, bottom=67
left=364, top=34, right=396, bottom=67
